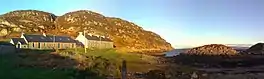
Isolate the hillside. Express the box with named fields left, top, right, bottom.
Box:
left=184, top=44, right=238, bottom=55
left=245, top=43, right=264, bottom=55
left=0, top=10, right=173, bottom=53
left=0, top=10, right=56, bottom=37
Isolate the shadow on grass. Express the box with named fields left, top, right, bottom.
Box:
left=0, top=49, right=106, bottom=79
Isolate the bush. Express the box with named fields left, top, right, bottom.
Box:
left=70, top=68, right=105, bottom=79
left=55, top=48, right=121, bottom=77
left=145, top=70, right=166, bottom=79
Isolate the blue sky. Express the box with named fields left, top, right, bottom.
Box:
left=0, top=0, right=263, bottom=48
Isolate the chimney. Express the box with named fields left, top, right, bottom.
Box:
left=88, top=33, right=92, bottom=36
left=21, top=32, right=25, bottom=35
left=43, top=32, right=46, bottom=37
left=79, top=32, right=83, bottom=36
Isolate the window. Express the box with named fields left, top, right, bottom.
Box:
left=43, top=43, right=46, bottom=49
left=58, top=43, right=60, bottom=48
left=38, top=43, right=41, bottom=48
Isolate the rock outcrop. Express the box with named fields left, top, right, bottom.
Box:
left=184, top=44, right=238, bottom=55
left=245, top=43, right=264, bottom=55
left=0, top=10, right=173, bottom=53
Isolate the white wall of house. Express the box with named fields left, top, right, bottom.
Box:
left=75, top=32, right=114, bottom=49
left=9, top=39, right=14, bottom=45
left=20, top=33, right=28, bottom=43
left=75, top=32, right=89, bottom=48
left=17, top=42, right=21, bottom=48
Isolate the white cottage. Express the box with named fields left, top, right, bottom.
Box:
left=75, top=32, right=113, bottom=49
left=10, top=33, right=77, bottom=49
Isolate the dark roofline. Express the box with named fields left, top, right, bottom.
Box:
left=85, top=35, right=112, bottom=42
left=23, top=34, right=76, bottom=43
left=11, top=38, right=27, bottom=45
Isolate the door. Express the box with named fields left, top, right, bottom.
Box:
left=38, top=43, right=41, bottom=49
left=17, top=44, right=21, bottom=49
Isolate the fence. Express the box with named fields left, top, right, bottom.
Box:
left=121, top=60, right=127, bottom=79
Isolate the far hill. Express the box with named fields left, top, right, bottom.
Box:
left=226, top=44, right=251, bottom=50
left=0, top=10, right=173, bottom=53
left=245, top=43, right=264, bottom=55
left=184, top=44, right=238, bottom=55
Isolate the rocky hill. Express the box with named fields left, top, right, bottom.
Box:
left=0, top=10, right=173, bottom=53
left=245, top=43, right=264, bottom=55
left=184, top=44, right=238, bottom=55
left=0, top=10, right=56, bottom=37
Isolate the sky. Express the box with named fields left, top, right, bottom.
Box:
left=0, top=0, right=263, bottom=48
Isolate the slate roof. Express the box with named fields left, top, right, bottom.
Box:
left=85, top=35, right=112, bottom=42
left=23, top=34, right=76, bottom=43
left=99, top=37, right=112, bottom=41
left=11, top=38, right=27, bottom=44
left=75, top=40, right=84, bottom=47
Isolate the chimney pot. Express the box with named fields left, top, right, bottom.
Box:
left=43, top=33, right=46, bottom=37
left=79, top=32, right=83, bottom=35
left=88, top=33, right=92, bottom=36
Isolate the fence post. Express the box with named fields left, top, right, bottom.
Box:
left=121, top=60, right=127, bottom=79
left=0, top=45, right=2, bottom=54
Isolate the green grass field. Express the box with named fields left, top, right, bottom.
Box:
left=0, top=48, right=159, bottom=79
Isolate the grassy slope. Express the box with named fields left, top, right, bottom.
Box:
left=63, top=48, right=159, bottom=72
left=0, top=48, right=158, bottom=79
left=0, top=38, right=9, bottom=41
left=0, top=54, right=72, bottom=79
